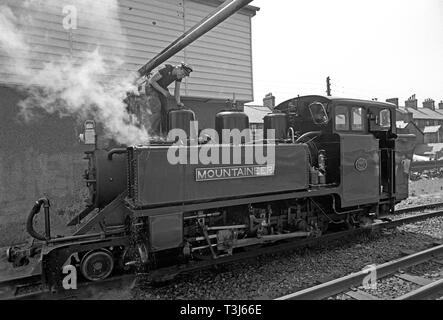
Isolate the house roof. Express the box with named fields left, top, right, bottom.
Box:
left=414, top=143, right=443, bottom=155
left=243, top=105, right=272, bottom=123
left=413, top=154, right=430, bottom=161
left=398, top=107, right=443, bottom=120
left=396, top=108, right=411, bottom=115
left=395, top=120, right=424, bottom=134
left=423, top=125, right=441, bottom=133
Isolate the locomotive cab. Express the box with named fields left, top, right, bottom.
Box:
left=276, top=95, right=415, bottom=215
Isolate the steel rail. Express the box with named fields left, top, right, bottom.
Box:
left=2, top=274, right=137, bottom=300
left=396, top=278, right=443, bottom=300
left=0, top=274, right=42, bottom=300
left=379, top=210, right=443, bottom=228
left=276, top=243, right=443, bottom=300
left=394, top=202, right=443, bottom=215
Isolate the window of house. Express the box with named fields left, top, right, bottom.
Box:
left=335, top=106, right=349, bottom=131
left=351, top=107, right=364, bottom=131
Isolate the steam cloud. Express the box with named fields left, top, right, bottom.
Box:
left=0, top=0, right=150, bottom=145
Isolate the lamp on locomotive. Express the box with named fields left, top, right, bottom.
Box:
left=79, top=120, right=96, bottom=145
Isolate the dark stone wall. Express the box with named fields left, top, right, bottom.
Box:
left=0, top=85, right=88, bottom=246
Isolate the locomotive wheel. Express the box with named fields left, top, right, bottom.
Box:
left=80, top=250, right=114, bottom=281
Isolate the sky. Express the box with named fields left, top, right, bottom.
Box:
left=249, top=0, right=443, bottom=106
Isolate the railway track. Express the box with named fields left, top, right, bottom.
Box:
left=394, top=202, right=443, bottom=215
left=0, top=273, right=137, bottom=300
left=2, top=204, right=443, bottom=300
left=276, top=243, right=443, bottom=300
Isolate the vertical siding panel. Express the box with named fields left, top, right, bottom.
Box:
left=0, top=0, right=71, bottom=84
left=183, top=0, right=253, bottom=101
left=120, top=0, right=186, bottom=72
left=0, top=0, right=254, bottom=101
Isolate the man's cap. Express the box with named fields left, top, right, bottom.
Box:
left=180, top=62, right=193, bottom=75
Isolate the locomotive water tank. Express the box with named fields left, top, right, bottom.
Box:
left=264, top=113, right=288, bottom=140
left=215, top=110, right=249, bottom=143
left=168, top=109, right=196, bottom=137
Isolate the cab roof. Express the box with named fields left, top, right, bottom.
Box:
left=275, top=95, right=397, bottom=111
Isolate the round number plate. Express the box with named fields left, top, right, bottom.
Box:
left=355, top=158, right=368, bottom=171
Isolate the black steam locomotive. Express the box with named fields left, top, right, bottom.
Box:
left=7, top=94, right=415, bottom=288
left=4, top=0, right=416, bottom=290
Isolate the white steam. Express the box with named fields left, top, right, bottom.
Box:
left=0, top=6, right=28, bottom=53
left=0, top=0, right=150, bottom=145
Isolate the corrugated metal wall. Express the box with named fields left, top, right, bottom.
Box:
left=0, top=0, right=255, bottom=102
left=182, top=0, right=253, bottom=101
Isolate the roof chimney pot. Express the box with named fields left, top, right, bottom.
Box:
left=405, top=95, right=418, bottom=109
left=386, top=98, right=399, bottom=107
left=423, top=98, right=435, bottom=111
left=263, top=93, right=275, bottom=110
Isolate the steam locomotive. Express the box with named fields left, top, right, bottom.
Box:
left=4, top=0, right=416, bottom=290
left=7, top=94, right=416, bottom=288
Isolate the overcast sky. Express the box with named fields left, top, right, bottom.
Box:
left=249, top=0, right=443, bottom=106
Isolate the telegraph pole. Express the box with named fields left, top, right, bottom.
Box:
left=326, top=77, right=331, bottom=96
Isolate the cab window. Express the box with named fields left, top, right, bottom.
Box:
left=369, top=108, right=391, bottom=131
left=379, top=109, right=391, bottom=129
left=308, top=102, right=329, bottom=125
left=335, top=106, right=349, bottom=131
left=351, top=107, right=364, bottom=131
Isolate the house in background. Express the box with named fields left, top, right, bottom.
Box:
left=244, top=105, right=272, bottom=140
left=390, top=95, right=443, bottom=160
left=396, top=120, right=424, bottom=145
left=423, top=125, right=442, bottom=143
left=244, top=93, right=275, bottom=140
left=414, top=143, right=443, bottom=160
left=394, top=96, right=443, bottom=143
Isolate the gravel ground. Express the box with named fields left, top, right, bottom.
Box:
left=396, top=178, right=443, bottom=209
left=398, top=217, right=443, bottom=239
left=408, top=261, right=443, bottom=280
left=131, top=229, right=441, bottom=300
left=362, top=276, right=421, bottom=299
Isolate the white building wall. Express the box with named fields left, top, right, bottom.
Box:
left=0, top=0, right=256, bottom=102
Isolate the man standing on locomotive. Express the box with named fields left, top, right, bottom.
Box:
left=146, top=62, right=193, bottom=136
